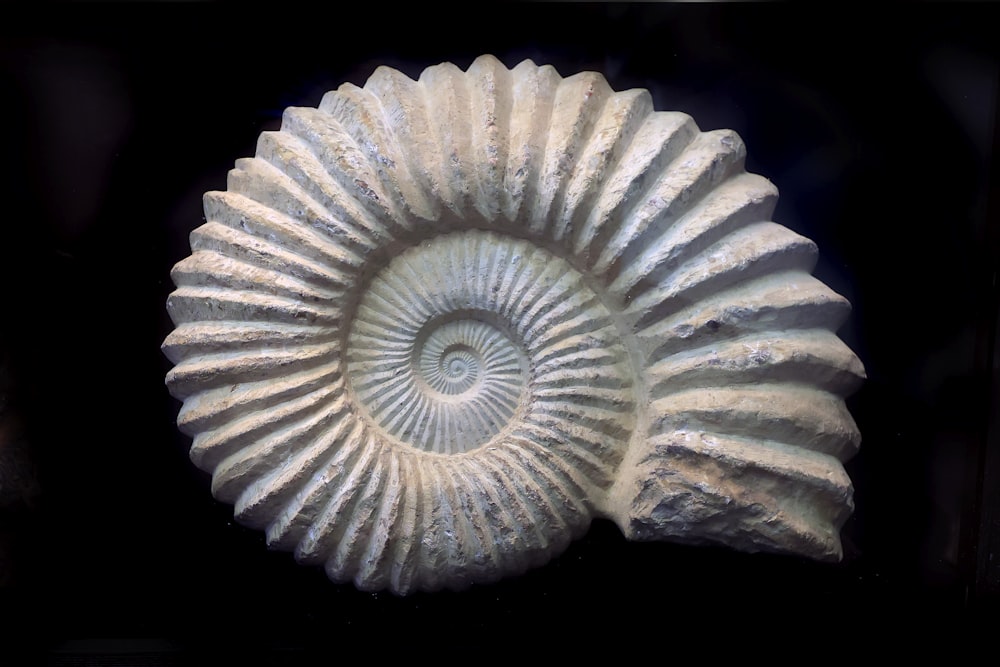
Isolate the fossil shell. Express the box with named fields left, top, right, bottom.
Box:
left=163, top=55, right=865, bottom=593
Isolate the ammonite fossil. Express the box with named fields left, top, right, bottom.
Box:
left=163, top=55, right=865, bottom=594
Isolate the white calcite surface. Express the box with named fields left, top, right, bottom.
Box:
left=163, top=55, right=865, bottom=594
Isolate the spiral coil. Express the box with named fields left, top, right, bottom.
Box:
left=163, top=55, right=865, bottom=593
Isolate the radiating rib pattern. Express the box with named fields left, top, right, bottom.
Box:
left=164, top=55, right=865, bottom=593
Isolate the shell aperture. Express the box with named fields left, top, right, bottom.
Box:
left=163, top=55, right=865, bottom=594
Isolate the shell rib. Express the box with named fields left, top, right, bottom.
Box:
left=163, top=55, right=865, bottom=594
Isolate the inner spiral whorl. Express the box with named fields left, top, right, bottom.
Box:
left=352, top=315, right=524, bottom=454
left=439, top=347, right=478, bottom=387
left=419, top=319, right=520, bottom=402
left=423, top=328, right=482, bottom=395
left=346, top=235, right=532, bottom=455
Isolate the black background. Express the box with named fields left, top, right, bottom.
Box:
left=1, top=2, right=998, bottom=658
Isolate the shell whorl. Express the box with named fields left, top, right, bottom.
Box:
left=163, top=55, right=865, bottom=594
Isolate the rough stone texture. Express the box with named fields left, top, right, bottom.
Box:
left=163, top=55, right=866, bottom=594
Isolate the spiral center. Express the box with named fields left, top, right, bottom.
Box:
left=345, top=233, right=539, bottom=455
left=443, top=346, right=476, bottom=376
left=421, top=334, right=489, bottom=398
left=349, top=307, right=527, bottom=454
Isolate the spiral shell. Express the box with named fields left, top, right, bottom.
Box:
left=163, top=55, right=865, bottom=593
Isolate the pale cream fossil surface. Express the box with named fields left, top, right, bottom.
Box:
left=162, top=55, right=866, bottom=594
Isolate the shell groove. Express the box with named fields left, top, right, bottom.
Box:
left=164, top=55, right=865, bottom=593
